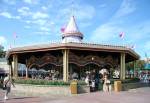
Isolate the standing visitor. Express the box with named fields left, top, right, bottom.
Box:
left=103, top=74, right=111, bottom=92
left=72, top=72, right=79, bottom=80
left=3, top=73, right=15, bottom=100
left=85, top=73, right=89, bottom=86
left=91, top=79, right=95, bottom=92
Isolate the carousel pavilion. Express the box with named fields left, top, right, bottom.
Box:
left=6, top=16, right=140, bottom=82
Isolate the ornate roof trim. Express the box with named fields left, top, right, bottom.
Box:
left=6, top=42, right=140, bottom=60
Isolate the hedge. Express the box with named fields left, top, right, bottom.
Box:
left=14, top=78, right=86, bottom=86
left=0, top=78, right=140, bottom=87
left=111, top=78, right=140, bottom=84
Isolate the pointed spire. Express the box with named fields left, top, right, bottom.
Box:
left=62, top=16, right=83, bottom=39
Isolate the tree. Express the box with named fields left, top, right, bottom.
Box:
left=126, top=60, right=146, bottom=71
left=0, top=45, right=5, bottom=58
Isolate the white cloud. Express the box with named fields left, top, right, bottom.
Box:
left=0, top=12, right=12, bottom=18
left=25, top=20, right=32, bottom=24
left=59, top=3, right=95, bottom=21
left=127, top=20, right=150, bottom=42
left=15, top=16, right=21, bottom=20
left=32, top=12, right=49, bottom=20
left=76, top=5, right=95, bottom=20
left=114, top=0, right=136, bottom=18
left=91, top=22, right=122, bottom=42
left=41, top=6, right=48, bottom=11
left=18, top=7, right=49, bottom=21
left=99, top=4, right=107, bottom=8
left=23, top=0, right=39, bottom=4
left=2, top=0, right=16, bottom=5
left=24, top=25, right=31, bottom=29
left=34, top=31, right=50, bottom=35
left=23, top=0, right=32, bottom=4
left=32, top=19, right=47, bottom=25
left=0, top=36, right=7, bottom=44
left=40, top=27, right=50, bottom=32
left=18, top=7, right=31, bottom=16
left=0, top=11, right=21, bottom=19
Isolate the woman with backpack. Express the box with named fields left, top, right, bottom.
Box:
left=3, top=73, right=15, bottom=100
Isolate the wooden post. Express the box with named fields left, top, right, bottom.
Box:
left=63, top=49, right=69, bottom=82
left=25, top=59, right=28, bottom=78
left=133, top=60, right=136, bottom=77
left=12, top=54, right=18, bottom=78
left=9, top=64, right=12, bottom=78
left=120, top=53, right=125, bottom=80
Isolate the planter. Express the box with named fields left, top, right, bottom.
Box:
left=78, top=85, right=90, bottom=93
left=12, top=84, right=71, bottom=97
left=122, top=82, right=150, bottom=91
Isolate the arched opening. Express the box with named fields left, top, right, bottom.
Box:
left=69, top=63, right=80, bottom=80
left=100, top=63, right=114, bottom=78
left=80, top=63, right=100, bottom=80
left=28, top=63, right=62, bottom=80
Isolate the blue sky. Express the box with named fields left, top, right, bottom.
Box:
left=0, top=0, right=150, bottom=59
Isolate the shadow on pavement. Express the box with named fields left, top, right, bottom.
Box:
left=11, top=96, right=38, bottom=100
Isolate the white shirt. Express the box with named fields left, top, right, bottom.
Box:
left=4, top=76, right=11, bottom=87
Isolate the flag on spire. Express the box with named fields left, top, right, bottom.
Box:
left=13, top=32, right=18, bottom=39
left=13, top=32, right=18, bottom=47
left=61, top=27, right=65, bottom=33
left=9, top=44, right=12, bottom=49
left=119, top=32, right=124, bottom=39
left=61, top=25, right=66, bottom=33
left=131, top=44, right=136, bottom=49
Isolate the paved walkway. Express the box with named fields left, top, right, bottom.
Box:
left=0, top=87, right=150, bottom=103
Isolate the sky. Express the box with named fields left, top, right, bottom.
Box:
left=0, top=0, right=150, bottom=59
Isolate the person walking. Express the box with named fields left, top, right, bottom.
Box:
left=3, top=73, right=15, bottom=100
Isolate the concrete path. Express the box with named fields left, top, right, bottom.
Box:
left=0, top=87, right=150, bottom=103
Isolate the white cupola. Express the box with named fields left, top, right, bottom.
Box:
left=62, top=16, right=83, bottom=43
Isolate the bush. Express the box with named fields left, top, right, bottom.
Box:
left=14, top=78, right=140, bottom=87
left=14, top=79, right=87, bottom=86
left=121, top=78, right=140, bottom=84
left=77, top=80, right=86, bottom=85
left=111, top=78, right=140, bottom=84
left=14, top=78, right=70, bottom=86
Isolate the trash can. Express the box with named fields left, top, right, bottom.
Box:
left=70, top=81, right=77, bottom=94
left=114, top=81, right=122, bottom=92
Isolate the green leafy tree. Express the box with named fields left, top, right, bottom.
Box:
left=126, top=60, right=146, bottom=71
left=138, top=60, right=145, bottom=70
left=0, top=45, right=5, bottom=58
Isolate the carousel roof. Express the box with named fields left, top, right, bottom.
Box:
left=62, top=16, right=83, bottom=39
left=6, top=42, right=140, bottom=60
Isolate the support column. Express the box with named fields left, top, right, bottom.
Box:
left=25, top=60, right=28, bottom=78
left=133, top=60, right=136, bottom=78
left=63, top=49, right=69, bottom=82
left=120, top=53, right=125, bottom=80
left=12, top=54, right=18, bottom=78
left=9, top=64, right=12, bottom=77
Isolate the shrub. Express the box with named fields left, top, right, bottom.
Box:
left=121, top=78, right=140, bottom=84
left=111, top=78, right=140, bottom=84
left=14, top=78, right=71, bottom=86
